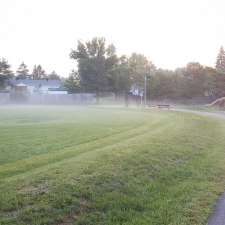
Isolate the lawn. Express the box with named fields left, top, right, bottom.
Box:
left=0, top=106, right=225, bottom=225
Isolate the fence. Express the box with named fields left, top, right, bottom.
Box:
left=0, top=92, right=216, bottom=106
left=0, top=93, right=96, bottom=105
left=0, top=93, right=10, bottom=104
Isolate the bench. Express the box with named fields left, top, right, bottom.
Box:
left=157, top=104, right=170, bottom=109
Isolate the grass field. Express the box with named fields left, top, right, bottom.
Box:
left=0, top=106, right=225, bottom=225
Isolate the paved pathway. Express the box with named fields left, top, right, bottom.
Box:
left=172, top=108, right=225, bottom=120
left=173, top=108, right=225, bottom=225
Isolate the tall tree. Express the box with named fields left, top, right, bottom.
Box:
left=70, top=37, right=118, bottom=101
left=216, top=46, right=225, bottom=73
left=183, top=62, right=205, bottom=97
left=16, top=62, right=29, bottom=79
left=203, top=67, right=218, bottom=97
left=0, top=58, right=14, bottom=89
left=37, top=65, right=46, bottom=79
left=31, top=65, right=38, bottom=80
left=129, top=53, right=155, bottom=87
left=150, top=69, right=176, bottom=99
left=32, top=65, right=46, bottom=79
left=111, top=56, right=132, bottom=102
left=128, top=53, right=155, bottom=103
left=48, top=71, right=60, bottom=80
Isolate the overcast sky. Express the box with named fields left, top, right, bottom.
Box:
left=1, top=0, right=225, bottom=77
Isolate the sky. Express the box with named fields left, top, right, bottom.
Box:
left=1, top=0, right=225, bottom=77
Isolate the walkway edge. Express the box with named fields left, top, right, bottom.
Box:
left=172, top=108, right=225, bottom=225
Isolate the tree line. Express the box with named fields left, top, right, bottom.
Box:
left=65, top=37, right=154, bottom=101
left=1, top=37, right=225, bottom=101
left=0, top=60, right=60, bottom=88
left=65, top=38, right=225, bottom=101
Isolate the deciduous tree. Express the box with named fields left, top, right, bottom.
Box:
left=63, top=70, right=80, bottom=93
left=70, top=37, right=118, bottom=101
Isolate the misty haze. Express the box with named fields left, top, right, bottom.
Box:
left=1, top=1, right=225, bottom=225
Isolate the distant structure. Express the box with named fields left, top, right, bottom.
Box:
left=0, top=79, right=96, bottom=104
left=8, top=79, right=67, bottom=94
left=7, top=79, right=67, bottom=102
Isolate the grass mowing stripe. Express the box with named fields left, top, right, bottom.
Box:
left=1, top=107, right=225, bottom=225
left=0, top=119, right=171, bottom=182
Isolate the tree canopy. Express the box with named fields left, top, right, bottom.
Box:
left=0, top=58, right=14, bottom=89
left=70, top=37, right=118, bottom=99
left=1, top=37, right=225, bottom=102
left=63, top=70, right=80, bottom=93
left=16, top=62, right=29, bottom=79
left=216, top=46, right=225, bottom=73
left=68, top=37, right=225, bottom=102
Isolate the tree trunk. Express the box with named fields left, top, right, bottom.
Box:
left=124, top=91, right=129, bottom=107
left=96, top=91, right=100, bottom=104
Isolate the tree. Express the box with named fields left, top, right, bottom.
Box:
left=32, top=65, right=46, bottom=79
left=214, top=70, right=225, bottom=97
left=150, top=69, right=176, bottom=99
left=148, top=63, right=219, bottom=100
left=63, top=70, right=80, bottom=93
left=48, top=71, right=60, bottom=80
left=0, top=58, right=14, bottom=89
left=128, top=53, right=155, bottom=89
left=31, top=65, right=38, bottom=79
left=16, top=62, right=29, bottom=79
left=70, top=37, right=118, bottom=102
left=182, top=62, right=205, bottom=98
left=36, top=65, right=46, bottom=79
left=127, top=53, right=155, bottom=104
left=111, top=56, right=132, bottom=103
left=203, top=67, right=218, bottom=97
left=216, top=46, right=225, bottom=73
left=129, top=53, right=151, bottom=86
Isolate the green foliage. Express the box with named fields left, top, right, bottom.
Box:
left=63, top=70, right=80, bottom=93
left=0, top=58, right=14, bottom=89
left=48, top=71, right=60, bottom=80
left=69, top=37, right=225, bottom=101
left=149, top=63, right=225, bottom=100
left=70, top=37, right=118, bottom=97
left=16, top=62, right=29, bottom=79
left=31, top=66, right=60, bottom=80
left=150, top=69, right=177, bottom=99
left=69, top=38, right=157, bottom=103
left=0, top=38, right=225, bottom=101
left=129, top=53, right=154, bottom=87
left=216, top=46, right=225, bottom=73
left=111, top=56, right=131, bottom=95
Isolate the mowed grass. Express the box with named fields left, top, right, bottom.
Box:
left=0, top=106, right=225, bottom=225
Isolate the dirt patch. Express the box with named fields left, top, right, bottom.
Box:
left=18, top=182, right=49, bottom=195
left=57, top=199, right=88, bottom=225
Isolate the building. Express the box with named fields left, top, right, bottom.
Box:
left=9, top=79, right=67, bottom=94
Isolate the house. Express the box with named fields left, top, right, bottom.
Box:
left=9, top=79, right=68, bottom=94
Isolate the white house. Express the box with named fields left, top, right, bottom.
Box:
left=9, top=79, right=68, bottom=94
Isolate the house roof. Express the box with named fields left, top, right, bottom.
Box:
left=16, top=83, right=27, bottom=87
left=9, top=79, right=61, bottom=88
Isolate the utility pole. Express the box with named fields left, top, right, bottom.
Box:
left=144, top=74, right=147, bottom=107
left=148, top=74, right=150, bottom=107
left=144, top=68, right=151, bottom=107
